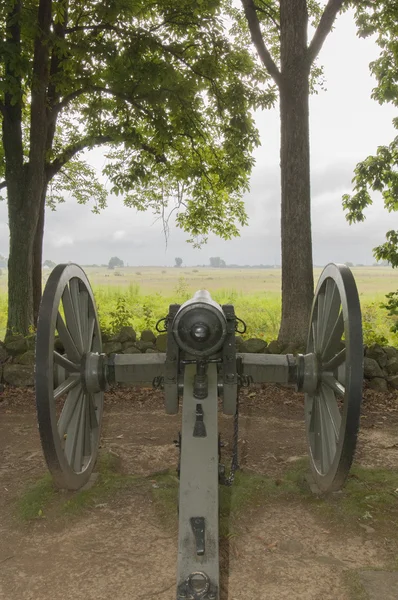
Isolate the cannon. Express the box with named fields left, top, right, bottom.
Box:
left=35, top=262, right=363, bottom=600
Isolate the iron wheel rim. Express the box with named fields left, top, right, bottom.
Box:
left=35, top=264, right=103, bottom=490
left=305, top=263, right=363, bottom=492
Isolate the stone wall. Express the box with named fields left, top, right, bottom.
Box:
left=0, top=329, right=397, bottom=391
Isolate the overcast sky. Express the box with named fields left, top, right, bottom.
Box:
left=0, top=9, right=397, bottom=267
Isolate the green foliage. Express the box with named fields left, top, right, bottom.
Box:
left=381, top=290, right=398, bottom=334
left=174, top=257, right=183, bottom=268
left=174, top=276, right=191, bottom=302
left=142, top=301, right=155, bottom=330
left=1, top=0, right=273, bottom=243
left=344, top=2, right=398, bottom=267
left=102, top=296, right=135, bottom=336
left=362, top=301, right=390, bottom=346
left=2, top=267, right=398, bottom=344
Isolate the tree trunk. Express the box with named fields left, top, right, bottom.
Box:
left=33, top=186, right=47, bottom=326
left=6, top=194, right=38, bottom=338
left=277, top=0, right=314, bottom=347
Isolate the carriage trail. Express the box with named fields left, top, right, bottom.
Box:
left=1, top=384, right=398, bottom=600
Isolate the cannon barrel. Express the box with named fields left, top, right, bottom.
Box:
left=172, top=289, right=227, bottom=357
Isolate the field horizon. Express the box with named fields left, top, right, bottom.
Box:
left=0, top=266, right=397, bottom=345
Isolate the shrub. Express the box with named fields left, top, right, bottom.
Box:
left=381, top=291, right=398, bottom=334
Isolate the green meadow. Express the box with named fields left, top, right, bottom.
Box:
left=0, top=266, right=397, bottom=345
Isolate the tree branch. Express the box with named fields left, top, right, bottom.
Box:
left=307, top=0, right=346, bottom=67
left=46, top=132, right=167, bottom=181
left=255, top=2, right=280, bottom=32
left=52, top=85, right=151, bottom=120
left=0, top=180, right=7, bottom=191
left=65, top=23, right=124, bottom=35
left=241, top=0, right=282, bottom=88
left=46, top=135, right=113, bottom=180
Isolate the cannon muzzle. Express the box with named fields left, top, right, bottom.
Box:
left=172, top=289, right=227, bottom=357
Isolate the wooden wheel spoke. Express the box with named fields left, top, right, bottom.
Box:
left=310, top=321, right=317, bottom=353
left=56, top=312, right=81, bottom=364
left=87, top=314, right=96, bottom=353
left=321, top=311, right=344, bottom=363
left=58, top=386, right=81, bottom=438
left=73, top=394, right=87, bottom=472
left=88, top=393, right=99, bottom=430
left=64, top=391, right=84, bottom=467
left=321, top=383, right=341, bottom=440
left=322, top=348, right=346, bottom=372
left=70, top=278, right=85, bottom=354
left=321, top=372, right=345, bottom=397
left=316, top=292, right=325, bottom=353
left=62, top=285, right=84, bottom=355
left=79, top=290, right=89, bottom=352
left=53, top=351, right=79, bottom=373
left=309, top=396, right=321, bottom=461
left=319, top=280, right=341, bottom=353
left=318, top=394, right=336, bottom=474
left=84, top=393, right=92, bottom=457
left=54, top=375, right=80, bottom=401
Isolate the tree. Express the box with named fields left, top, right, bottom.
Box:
left=108, top=257, right=124, bottom=270
left=343, top=2, right=398, bottom=268
left=234, top=0, right=346, bottom=344
left=174, top=257, right=183, bottom=268
left=209, top=256, right=226, bottom=268
left=43, top=259, right=56, bottom=268
left=0, top=0, right=270, bottom=337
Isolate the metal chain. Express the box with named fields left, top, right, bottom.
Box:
left=224, top=392, right=240, bottom=486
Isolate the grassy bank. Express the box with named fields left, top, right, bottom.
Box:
left=0, top=266, right=397, bottom=345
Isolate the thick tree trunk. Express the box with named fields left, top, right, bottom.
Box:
left=277, top=0, right=314, bottom=347
left=7, top=195, right=38, bottom=337
left=33, top=187, right=47, bottom=326
left=4, top=0, right=51, bottom=338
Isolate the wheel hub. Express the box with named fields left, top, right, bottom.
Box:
left=296, top=352, right=319, bottom=394
left=81, top=352, right=108, bottom=394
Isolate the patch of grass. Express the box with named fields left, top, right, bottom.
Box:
left=148, top=460, right=310, bottom=538
left=342, top=570, right=370, bottom=600
left=219, top=459, right=309, bottom=537
left=15, top=452, right=140, bottom=522
left=16, top=472, right=57, bottom=521
left=148, top=461, right=398, bottom=542
left=61, top=452, right=140, bottom=516
left=314, top=465, right=398, bottom=533
left=150, top=470, right=179, bottom=527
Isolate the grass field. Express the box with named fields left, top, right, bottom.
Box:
left=0, top=266, right=397, bottom=345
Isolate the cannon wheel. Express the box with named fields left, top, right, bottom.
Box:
left=36, top=264, right=104, bottom=490
left=305, top=263, right=363, bottom=492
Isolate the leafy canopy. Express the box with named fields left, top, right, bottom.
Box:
left=343, top=1, right=398, bottom=267
left=0, top=0, right=275, bottom=243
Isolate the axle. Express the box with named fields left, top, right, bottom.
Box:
left=80, top=350, right=320, bottom=397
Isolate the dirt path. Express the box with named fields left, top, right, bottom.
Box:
left=0, top=385, right=398, bottom=600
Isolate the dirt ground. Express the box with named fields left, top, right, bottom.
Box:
left=1, top=384, right=398, bottom=600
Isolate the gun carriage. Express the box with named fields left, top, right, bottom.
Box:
left=35, top=262, right=363, bottom=600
